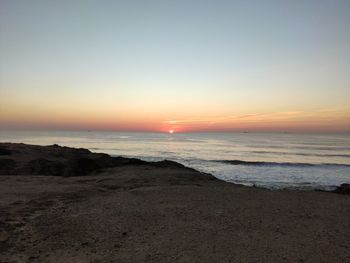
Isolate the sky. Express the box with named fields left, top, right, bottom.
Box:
left=1, top=0, right=350, bottom=133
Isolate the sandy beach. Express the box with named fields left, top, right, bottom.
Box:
left=0, top=143, right=349, bottom=262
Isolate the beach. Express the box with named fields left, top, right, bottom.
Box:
left=0, top=143, right=349, bottom=262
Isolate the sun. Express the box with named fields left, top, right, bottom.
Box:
left=169, top=129, right=174, bottom=134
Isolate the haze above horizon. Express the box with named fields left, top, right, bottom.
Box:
left=1, top=0, right=349, bottom=133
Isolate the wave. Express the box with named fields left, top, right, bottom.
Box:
left=249, top=145, right=350, bottom=151
left=251, top=151, right=350, bottom=158
left=110, top=154, right=350, bottom=168
left=214, top=160, right=350, bottom=168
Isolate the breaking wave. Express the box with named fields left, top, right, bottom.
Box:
left=214, top=160, right=350, bottom=168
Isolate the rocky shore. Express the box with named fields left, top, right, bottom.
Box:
left=0, top=143, right=349, bottom=262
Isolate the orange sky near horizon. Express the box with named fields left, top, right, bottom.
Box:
left=1, top=100, right=350, bottom=133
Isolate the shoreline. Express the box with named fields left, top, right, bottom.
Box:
left=0, top=143, right=349, bottom=262
left=1, top=142, right=348, bottom=193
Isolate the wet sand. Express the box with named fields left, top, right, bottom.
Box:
left=0, top=143, right=349, bottom=262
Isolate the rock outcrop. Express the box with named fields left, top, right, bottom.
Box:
left=333, top=183, right=350, bottom=195
left=0, top=143, right=185, bottom=177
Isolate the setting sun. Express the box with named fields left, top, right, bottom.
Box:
left=169, top=130, right=174, bottom=134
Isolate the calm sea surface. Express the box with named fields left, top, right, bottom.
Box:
left=1, top=130, right=350, bottom=191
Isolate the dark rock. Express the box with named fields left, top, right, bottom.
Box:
left=26, top=159, right=65, bottom=176
left=22, top=157, right=104, bottom=176
left=152, top=160, right=185, bottom=168
left=110, top=157, right=148, bottom=166
left=0, top=143, right=199, bottom=177
left=333, top=183, right=350, bottom=195
left=0, top=147, right=11, bottom=155
left=0, top=159, right=16, bottom=174
left=66, top=158, right=100, bottom=176
left=48, top=144, right=91, bottom=154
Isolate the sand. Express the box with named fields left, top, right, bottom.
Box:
left=0, top=143, right=349, bottom=262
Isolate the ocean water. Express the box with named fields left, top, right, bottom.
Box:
left=1, top=130, right=350, bottom=191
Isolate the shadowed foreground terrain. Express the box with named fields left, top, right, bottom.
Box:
left=0, top=143, right=349, bottom=262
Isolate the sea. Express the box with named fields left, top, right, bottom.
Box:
left=1, top=130, right=349, bottom=191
